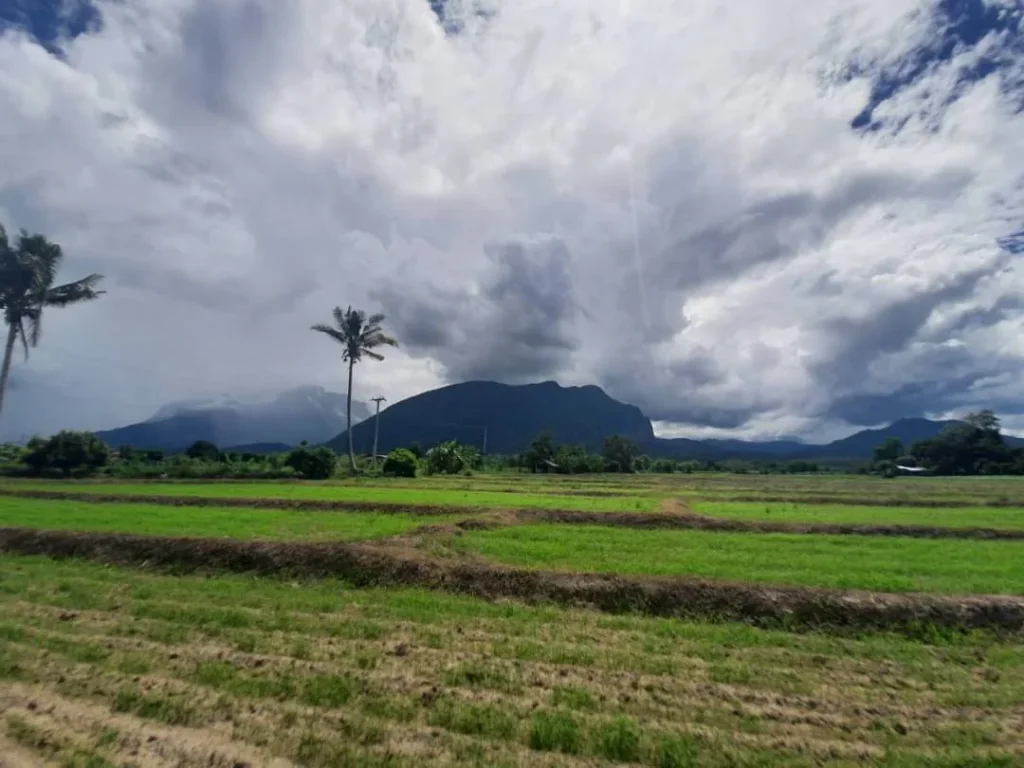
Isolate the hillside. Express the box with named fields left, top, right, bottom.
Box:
left=327, top=380, right=1013, bottom=460
left=97, top=386, right=367, bottom=452
left=326, top=380, right=654, bottom=455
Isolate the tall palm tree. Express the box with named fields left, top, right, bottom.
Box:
left=312, top=306, right=397, bottom=471
left=0, top=224, right=105, bottom=426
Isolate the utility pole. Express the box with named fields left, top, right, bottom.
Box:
left=371, top=397, right=387, bottom=466
left=482, top=426, right=488, bottom=455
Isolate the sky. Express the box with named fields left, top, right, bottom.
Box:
left=1, top=0, right=1023, bottom=442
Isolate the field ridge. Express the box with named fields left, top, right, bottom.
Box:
left=3, top=527, right=1024, bottom=633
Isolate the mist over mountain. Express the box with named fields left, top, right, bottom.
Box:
left=96, top=386, right=367, bottom=452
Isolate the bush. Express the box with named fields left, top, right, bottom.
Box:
left=425, top=441, right=479, bottom=475
left=23, top=431, right=110, bottom=476
left=285, top=445, right=337, bottom=480
left=185, top=440, right=221, bottom=462
left=382, top=448, right=417, bottom=478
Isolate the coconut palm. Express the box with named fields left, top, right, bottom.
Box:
left=0, top=224, right=104, bottom=425
left=312, top=306, right=397, bottom=471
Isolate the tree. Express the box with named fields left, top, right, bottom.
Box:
left=872, top=437, right=904, bottom=465
left=312, top=306, right=397, bottom=472
left=285, top=444, right=337, bottom=479
left=425, top=440, right=479, bottom=475
left=382, top=448, right=418, bottom=478
left=965, top=409, right=1000, bottom=433
left=523, top=431, right=556, bottom=473
left=0, top=224, right=104, bottom=425
left=603, top=434, right=641, bottom=473
left=23, top=430, right=109, bottom=476
left=911, top=411, right=1024, bottom=476
left=185, top=440, right=221, bottom=462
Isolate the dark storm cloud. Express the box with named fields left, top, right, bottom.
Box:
left=373, top=236, right=578, bottom=383
left=650, top=169, right=975, bottom=297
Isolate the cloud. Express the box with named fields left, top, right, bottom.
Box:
left=0, top=0, right=1022, bottom=441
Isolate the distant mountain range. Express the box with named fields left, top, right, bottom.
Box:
left=96, top=387, right=368, bottom=452
left=97, top=379, right=1020, bottom=461
left=325, top=380, right=1016, bottom=461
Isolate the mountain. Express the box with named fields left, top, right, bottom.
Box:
left=326, top=379, right=1019, bottom=461
left=799, top=417, right=1024, bottom=459
left=650, top=436, right=809, bottom=460
left=326, top=380, right=654, bottom=455
left=97, top=386, right=368, bottom=452
left=792, top=418, right=959, bottom=459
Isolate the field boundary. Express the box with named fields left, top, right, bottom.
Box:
left=5, top=488, right=1024, bottom=540
left=599, top=510, right=1024, bottom=540
left=703, top=494, right=1024, bottom=508
left=3, top=527, right=1023, bottom=633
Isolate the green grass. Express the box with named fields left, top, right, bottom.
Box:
left=455, top=524, right=1024, bottom=595
left=1, top=554, right=1022, bottom=767
left=0, top=479, right=657, bottom=511
left=692, top=501, right=1024, bottom=529
left=0, top=496, right=449, bottom=541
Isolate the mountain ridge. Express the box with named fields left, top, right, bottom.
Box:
left=324, top=380, right=1010, bottom=460
left=96, top=386, right=368, bottom=452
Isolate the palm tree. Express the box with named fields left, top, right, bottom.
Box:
left=312, top=306, right=397, bottom=471
left=0, top=224, right=104, bottom=425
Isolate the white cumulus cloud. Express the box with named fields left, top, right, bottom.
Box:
left=1, top=0, right=1023, bottom=441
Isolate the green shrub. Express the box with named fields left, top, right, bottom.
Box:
left=382, top=448, right=417, bottom=477
left=23, top=431, right=109, bottom=476
left=185, top=440, right=221, bottom=462
left=425, top=440, right=479, bottom=475
left=285, top=445, right=337, bottom=480
left=529, top=710, right=582, bottom=754
left=595, top=716, right=641, bottom=762
left=655, top=733, right=700, bottom=768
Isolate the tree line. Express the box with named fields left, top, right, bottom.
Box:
left=869, top=410, right=1024, bottom=476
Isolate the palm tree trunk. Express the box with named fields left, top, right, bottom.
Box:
left=0, top=324, right=17, bottom=427
left=346, top=358, right=357, bottom=472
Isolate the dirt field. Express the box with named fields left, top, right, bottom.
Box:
left=1, top=473, right=1023, bottom=765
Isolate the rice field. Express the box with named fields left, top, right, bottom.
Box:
left=1, top=473, right=1023, bottom=765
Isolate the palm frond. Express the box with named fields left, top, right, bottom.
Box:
left=361, top=331, right=398, bottom=349
left=311, top=324, right=348, bottom=345
left=361, top=348, right=385, bottom=362
left=24, top=306, right=42, bottom=348
left=16, top=232, right=62, bottom=290
left=332, top=306, right=347, bottom=329
left=43, top=274, right=105, bottom=307
left=366, top=312, right=386, bottom=327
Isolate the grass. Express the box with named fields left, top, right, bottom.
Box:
left=455, top=523, right=1024, bottom=595
left=1, top=554, right=1022, bottom=766
left=692, top=501, right=1024, bottom=529
left=0, top=496, right=452, bottom=542
left=0, top=479, right=659, bottom=511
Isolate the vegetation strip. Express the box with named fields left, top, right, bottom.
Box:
left=0, top=488, right=475, bottom=516
left=5, top=490, right=1022, bottom=541
left=704, top=494, right=1024, bottom=508
left=632, top=511, right=1024, bottom=540
left=3, top=527, right=1024, bottom=633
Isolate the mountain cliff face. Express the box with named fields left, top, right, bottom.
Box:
left=97, top=387, right=367, bottom=452
left=327, top=380, right=654, bottom=455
